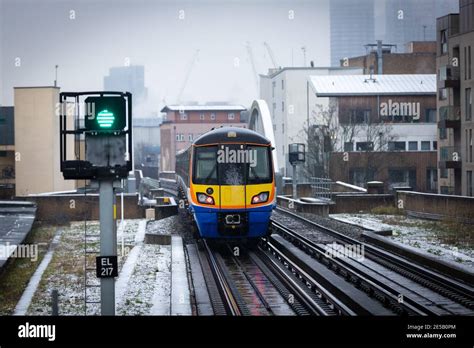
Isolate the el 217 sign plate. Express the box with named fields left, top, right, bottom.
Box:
left=96, top=256, right=118, bottom=278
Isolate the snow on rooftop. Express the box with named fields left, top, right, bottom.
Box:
left=309, top=74, right=436, bottom=96
left=161, top=104, right=246, bottom=112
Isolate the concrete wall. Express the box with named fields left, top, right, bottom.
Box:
left=24, top=194, right=145, bottom=223
left=14, top=87, right=76, bottom=196
left=330, top=194, right=394, bottom=214
left=396, top=191, right=474, bottom=223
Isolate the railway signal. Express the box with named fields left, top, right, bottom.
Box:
left=289, top=143, right=305, bottom=199
left=84, top=96, right=126, bottom=132
left=59, top=91, right=133, bottom=316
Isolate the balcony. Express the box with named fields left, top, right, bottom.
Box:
left=438, top=105, right=461, bottom=129
left=439, top=146, right=462, bottom=169
left=439, top=65, right=460, bottom=89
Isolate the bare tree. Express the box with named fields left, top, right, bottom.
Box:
left=297, top=103, right=398, bottom=186
left=298, top=103, right=358, bottom=179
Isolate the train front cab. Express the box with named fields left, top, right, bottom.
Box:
left=189, top=143, right=275, bottom=239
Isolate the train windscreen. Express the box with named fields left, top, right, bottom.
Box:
left=193, top=145, right=272, bottom=185
left=246, top=146, right=272, bottom=184
left=193, top=146, right=218, bottom=185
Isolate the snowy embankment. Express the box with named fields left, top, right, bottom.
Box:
left=21, top=219, right=171, bottom=315
left=330, top=213, right=474, bottom=268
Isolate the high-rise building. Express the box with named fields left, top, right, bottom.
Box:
left=436, top=0, right=474, bottom=197
left=330, top=0, right=459, bottom=66
left=383, top=0, right=459, bottom=52
left=103, top=65, right=147, bottom=104
left=330, top=0, right=375, bottom=66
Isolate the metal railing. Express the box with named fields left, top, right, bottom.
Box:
left=440, top=146, right=461, bottom=162
left=309, top=177, right=333, bottom=201
left=439, top=106, right=461, bottom=121
left=439, top=65, right=460, bottom=81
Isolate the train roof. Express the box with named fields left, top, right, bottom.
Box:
left=194, top=127, right=271, bottom=146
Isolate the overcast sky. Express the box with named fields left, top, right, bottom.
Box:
left=0, top=0, right=330, bottom=114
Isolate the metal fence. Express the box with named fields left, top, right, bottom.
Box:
left=309, top=177, right=333, bottom=201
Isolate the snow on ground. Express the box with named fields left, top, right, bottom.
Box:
left=331, top=213, right=474, bottom=268
left=23, top=219, right=172, bottom=315
left=331, top=214, right=392, bottom=232
left=117, top=244, right=171, bottom=315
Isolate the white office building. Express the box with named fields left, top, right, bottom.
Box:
left=259, top=67, right=362, bottom=175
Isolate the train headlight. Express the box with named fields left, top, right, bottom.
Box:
left=251, top=191, right=269, bottom=204
left=197, top=192, right=215, bottom=205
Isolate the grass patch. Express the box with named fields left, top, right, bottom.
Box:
left=371, top=205, right=403, bottom=215
left=0, top=223, right=57, bottom=315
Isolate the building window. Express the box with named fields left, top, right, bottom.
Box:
left=389, top=169, right=416, bottom=189
left=421, top=141, right=431, bottom=151
left=439, top=88, right=448, bottom=100
left=0, top=117, right=5, bottom=125
left=180, top=113, right=188, bottom=120
left=199, top=113, right=205, bottom=120
left=440, top=168, right=448, bottom=179
left=282, top=80, right=284, bottom=90
left=426, top=168, right=438, bottom=192
left=350, top=109, right=370, bottom=124
left=468, top=171, right=473, bottom=197
left=282, top=101, right=285, bottom=112
left=176, top=133, right=184, bottom=142
left=210, top=113, right=216, bottom=120
left=439, top=127, right=447, bottom=140
left=272, top=81, right=276, bottom=98
left=408, top=141, right=418, bottom=151
left=282, top=123, right=285, bottom=133
left=469, top=46, right=472, bottom=80
left=388, top=141, right=406, bottom=151
left=0, top=151, right=7, bottom=157
left=440, top=186, right=452, bottom=194
left=228, top=113, right=235, bottom=120
left=188, top=134, right=193, bottom=142
left=425, top=109, right=436, bottom=123
left=440, top=29, right=448, bottom=54
left=349, top=168, right=375, bottom=187
left=344, top=142, right=353, bottom=151
left=465, top=46, right=468, bottom=80
left=470, top=129, right=473, bottom=162
left=433, top=141, right=437, bottom=150
left=466, top=88, right=472, bottom=121
left=272, top=102, right=276, bottom=110
left=356, top=142, right=373, bottom=151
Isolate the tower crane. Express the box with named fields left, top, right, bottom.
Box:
left=263, top=42, right=279, bottom=69
left=177, top=49, right=200, bottom=103
left=246, top=41, right=259, bottom=93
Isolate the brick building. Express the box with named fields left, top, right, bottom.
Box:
left=436, top=0, right=474, bottom=196
left=159, top=104, right=247, bottom=171
left=343, top=41, right=437, bottom=75
left=308, top=74, right=438, bottom=192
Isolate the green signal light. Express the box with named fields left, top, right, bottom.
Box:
left=97, top=109, right=115, bottom=128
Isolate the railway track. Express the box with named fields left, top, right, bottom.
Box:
left=198, top=238, right=382, bottom=316
left=272, top=207, right=474, bottom=315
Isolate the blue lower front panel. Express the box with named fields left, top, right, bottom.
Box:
left=190, top=204, right=274, bottom=239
